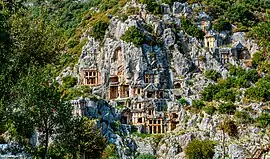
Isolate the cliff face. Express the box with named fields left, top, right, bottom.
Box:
left=58, top=1, right=269, bottom=159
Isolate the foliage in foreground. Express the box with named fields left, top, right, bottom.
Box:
left=185, top=139, right=215, bottom=159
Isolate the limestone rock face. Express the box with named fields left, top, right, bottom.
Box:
left=232, top=32, right=246, bottom=45
left=228, top=144, right=247, bottom=159
left=64, top=1, right=268, bottom=159
left=163, top=28, right=176, bottom=48
left=172, top=2, right=187, bottom=15
left=134, top=137, right=156, bottom=155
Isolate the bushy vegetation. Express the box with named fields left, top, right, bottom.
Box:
left=203, top=105, right=217, bottom=115
left=62, top=76, right=77, bottom=88
left=90, top=20, right=109, bottom=41
left=214, top=88, right=236, bottom=102
left=31, top=0, right=101, bottom=37
left=139, top=0, right=162, bottom=14
left=229, top=66, right=259, bottom=84
left=185, top=139, right=215, bottom=159
left=178, top=98, right=188, bottom=105
left=213, top=18, right=232, bottom=32
left=201, top=84, right=219, bottom=102
left=101, top=144, right=119, bottom=159
left=219, top=118, right=238, bottom=158
left=202, top=66, right=260, bottom=102
left=256, top=113, right=270, bottom=128
left=121, top=26, right=146, bottom=46
left=62, top=86, right=92, bottom=100
left=192, top=100, right=205, bottom=109
left=219, top=118, right=238, bottom=137
left=218, top=102, right=236, bottom=115
left=202, top=0, right=268, bottom=29
left=234, top=111, right=253, bottom=124
left=204, top=69, right=221, bottom=81
left=181, top=18, right=205, bottom=40
left=245, top=77, right=270, bottom=102
left=136, top=154, right=156, bottom=159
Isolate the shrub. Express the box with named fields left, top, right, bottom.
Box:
left=185, top=139, right=215, bottom=159
left=233, top=77, right=249, bottom=88
left=99, top=0, right=119, bottom=11
left=226, top=3, right=254, bottom=26
left=244, top=69, right=259, bottom=83
left=136, top=154, right=156, bottom=159
left=143, top=24, right=154, bottom=33
left=204, top=70, right=221, bottom=81
left=213, top=18, right=232, bottom=32
left=67, top=38, right=79, bottom=49
left=178, top=98, right=188, bottom=105
left=192, top=100, right=205, bottom=109
left=101, top=144, right=119, bottom=159
left=201, top=84, right=220, bottom=101
left=203, top=105, right=217, bottom=115
left=62, top=76, right=77, bottom=88
left=139, top=0, right=162, bottom=14
left=214, top=88, right=236, bottom=102
left=218, top=102, right=236, bottom=115
left=245, top=77, right=270, bottom=101
left=181, top=18, right=205, bottom=40
left=229, top=66, right=245, bottom=77
left=252, top=51, right=265, bottom=68
left=121, top=26, right=146, bottom=47
left=219, top=118, right=238, bottom=137
left=234, top=111, right=253, bottom=124
left=126, top=6, right=140, bottom=15
left=62, top=86, right=92, bottom=100
left=90, top=20, right=109, bottom=41
left=256, top=113, right=270, bottom=128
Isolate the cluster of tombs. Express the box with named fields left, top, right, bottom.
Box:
left=203, top=30, right=252, bottom=66
left=72, top=25, right=253, bottom=134
left=73, top=64, right=181, bottom=134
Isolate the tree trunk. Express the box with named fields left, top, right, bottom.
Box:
left=43, top=129, right=49, bottom=159
left=222, top=129, right=225, bottom=159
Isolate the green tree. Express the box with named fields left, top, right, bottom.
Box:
left=185, top=139, right=215, bottom=159
left=15, top=69, right=73, bottom=159
left=178, top=98, right=188, bottom=105
left=226, top=3, right=254, bottom=26
left=219, top=118, right=238, bottom=159
left=62, top=76, right=77, bottom=88
left=121, top=26, right=146, bottom=47
left=139, top=0, right=161, bottom=14
left=56, top=117, right=106, bottom=158
left=213, top=18, right=231, bottom=32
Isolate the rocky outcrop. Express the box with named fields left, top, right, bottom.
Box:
left=64, top=1, right=268, bottom=159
